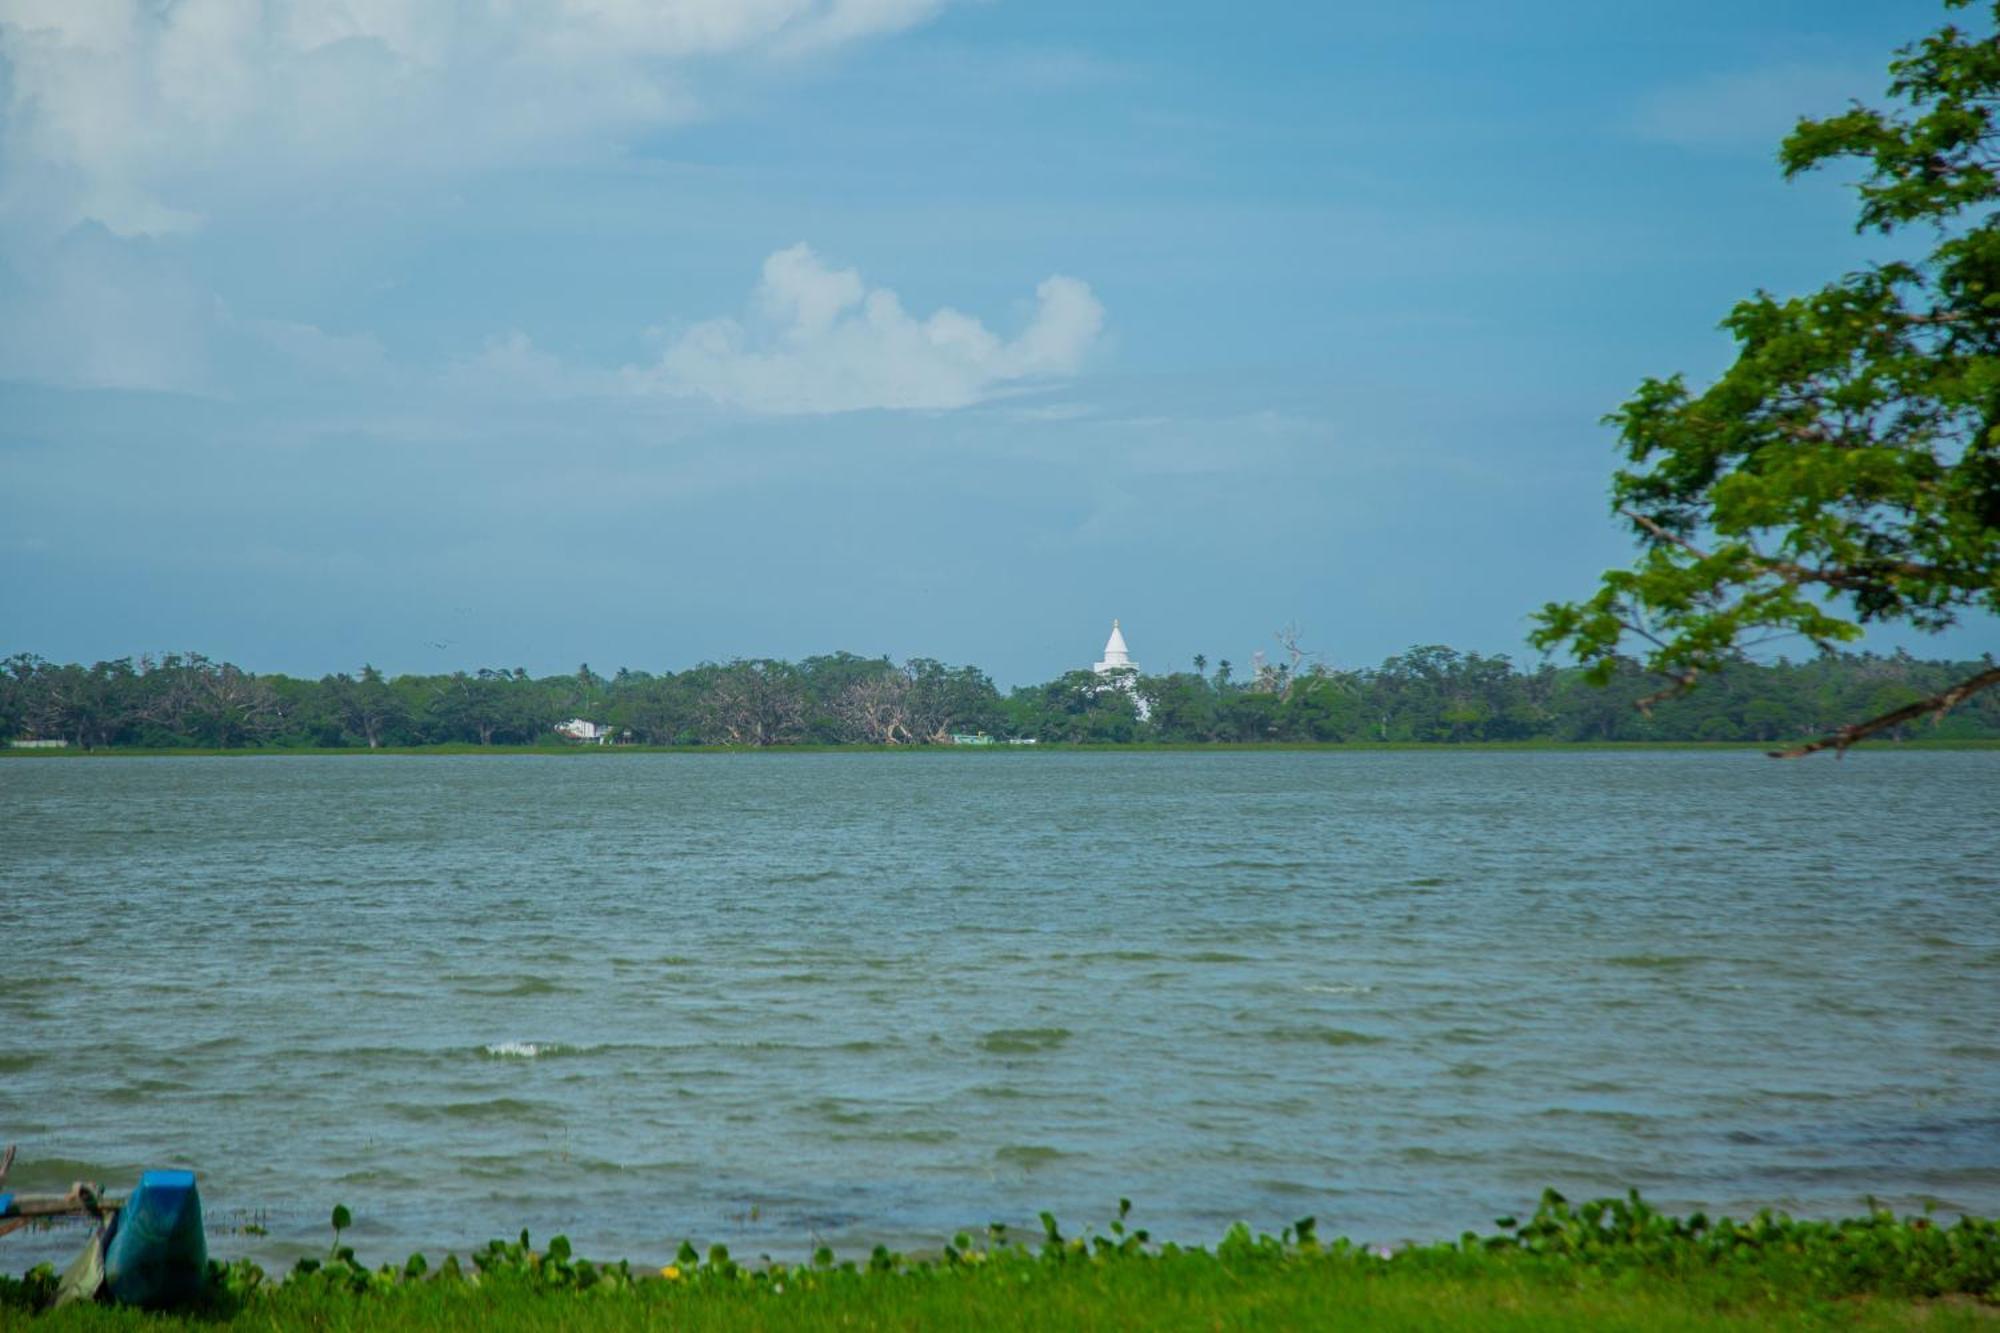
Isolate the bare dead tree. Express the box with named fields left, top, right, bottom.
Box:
left=1272, top=623, right=1325, bottom=700
left=140, top=653, right=207, bottom=738
left=699, top=660, right=808, bottom=747
left=833, top=671, right=916, bottom=744
left=193, top=662, right=282, bottom=747
left=903, top=671, right=955, bottom=745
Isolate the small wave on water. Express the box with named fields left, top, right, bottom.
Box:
left=1302, top=982, right=1375, bottom=996
left=1605, top=953, right=1703, bottom=971
left=300, top=1044, right=454, bottom=1071
left=3, top=1157, right=145, bottom=1191
left=768, top=868, right=847, bottom=884
left=1204, top=857, right=1311, bottom=871
left=336, top=1167, right=423, bottom=1188
left=187, top=1035, right=245, bottom=1052
left=104, top=1077, right=194, bottom=1104
left=978, top=1027, right=1072, bottom=1054
left=1538, top=1106, right=1657, bottom=1134
left=455, top=976, right=573, bottom=998
left=994, top=1144, right=1068, bottom=1167
left=1399, top=1145, right=1484, bottom=1164
left=1262, top=1026, right=1385, bottom=1047
left=804, top=1098, right=875, bottom=1126
left=454, top=1153, right=649, bottom=1181
left=479, top=1041, right=576, bottom=1059
left=391, top=1097, right=566, bottom=1127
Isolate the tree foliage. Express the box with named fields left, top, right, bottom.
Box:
left=1533, top=0, right=2000, bottom=755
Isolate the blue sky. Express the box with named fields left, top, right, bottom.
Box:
left=3, top=0, right=1992, bottom=685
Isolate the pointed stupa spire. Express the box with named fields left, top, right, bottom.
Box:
left=1102, top=618, right=1130, bottom=665
left=1095, top=619, right=1135, bottom=673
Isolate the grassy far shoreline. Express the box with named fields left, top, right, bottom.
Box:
left=6, top=1192, right=1997, bottom=1331
left=6, top=738, right=2000, bottom=758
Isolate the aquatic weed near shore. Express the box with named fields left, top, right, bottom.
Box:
left=4, top=1191, right=1996, bottom=1330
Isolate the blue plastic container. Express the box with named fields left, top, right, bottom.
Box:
left=104, top=1170, right=207, bottom=1308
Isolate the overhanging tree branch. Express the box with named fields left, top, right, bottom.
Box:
left=1768, top=662, right=2000, bottom=757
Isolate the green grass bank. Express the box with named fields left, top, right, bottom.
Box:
left=6, top=1194, right=1996, bottom=1330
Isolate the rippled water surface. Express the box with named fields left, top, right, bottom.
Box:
left=2, top=751, right=1996, bottom=1268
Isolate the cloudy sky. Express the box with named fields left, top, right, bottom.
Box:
left=3, top=0, right=1992, bottom=684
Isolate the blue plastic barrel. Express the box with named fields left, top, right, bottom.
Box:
left=104, top=1170, right=207, bottom=1308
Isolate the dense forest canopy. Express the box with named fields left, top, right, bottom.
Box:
left=3, top=647, right=1996, bottom=750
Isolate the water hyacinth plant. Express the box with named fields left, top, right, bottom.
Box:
left=2, top=1191, right=1996, bottom=1328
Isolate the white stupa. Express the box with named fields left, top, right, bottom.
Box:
left=1092, top=619, right=1150, bottom=720
left=1093, top=619, right=1137, bottom=677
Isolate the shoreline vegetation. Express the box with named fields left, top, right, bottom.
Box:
left=7, top=738, right=2000, bottom=758
left=6, top=646, right=2000, bottom=753
left=6, top=1192, right=1997, bottom=1330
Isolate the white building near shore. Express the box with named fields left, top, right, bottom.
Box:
left=555, top=718, right=613, bottom=744
left=1093, top=619, right=1136, bottom=678
left=1092, top=619, right=1150, bottom=720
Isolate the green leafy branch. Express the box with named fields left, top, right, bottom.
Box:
left=1536, top=0, right=2000, bottom=756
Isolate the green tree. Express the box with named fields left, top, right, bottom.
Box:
left=1534, top=0, right=2000, bottom=756
left=1140, top=671, right=1218, bottom=741
left=611, top=673, right=697, bottom=745
left=326, top=665, right=405, bottom=748
left=1011, top=670, right=1140, bottom=742
left=905, top=659, right=1004, bottom=740
left=428, top=670, right=510, bottom=745
left=0, top=653, right=33, bottom=740
left=41, top=659, right=140, bottom=749
left=1279, top=668, right=1365, bottom=741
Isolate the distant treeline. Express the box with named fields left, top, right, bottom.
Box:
left=5, top=646, right=1998, bottom=750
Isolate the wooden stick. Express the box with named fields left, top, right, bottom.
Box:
left=0, top=1186, right=120, bottom=1220
left=0, top=1154, right=125, bottom=1240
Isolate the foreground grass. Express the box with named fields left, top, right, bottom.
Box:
left=12, top=1258, right=1995, bottom=1331
left=7, top=1194, right=1998, bottom=1331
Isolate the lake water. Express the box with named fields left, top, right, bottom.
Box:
left=2, top=751, right=1996, bottom=1270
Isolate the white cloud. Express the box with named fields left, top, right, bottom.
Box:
left=635, top=244, right=1104, bottom=413
left=0, top=0, right=947, bottom=238
left=1633, top=63, right=1868, bottom=152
